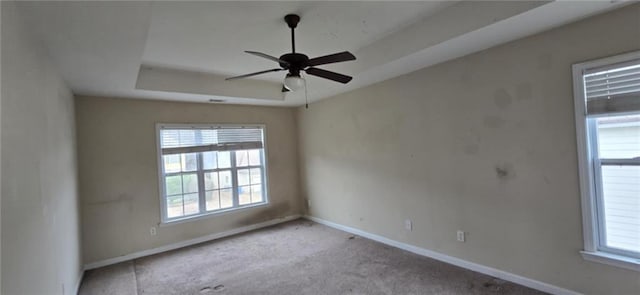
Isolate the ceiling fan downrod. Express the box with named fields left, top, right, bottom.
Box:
left=284, top=14, right=300, bottom=54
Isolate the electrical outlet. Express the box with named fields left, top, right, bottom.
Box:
left=307, top=199, right=311, bottom=208
left=405, top=219, right=412, bottom=231
left=150, top=227, right=157, bottom=236
left=457, top=230, right=465, bottom=242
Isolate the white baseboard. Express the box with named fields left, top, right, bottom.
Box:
left=84, top=214, right=301, bottom=270
left=304, top=215, right=580, bottom=295
left=74, top=269, right=84, bottom=295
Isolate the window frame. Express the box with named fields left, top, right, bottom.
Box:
left=572, top=50, right=640, bottom=271
left=155, top=123, right=270, bottom=225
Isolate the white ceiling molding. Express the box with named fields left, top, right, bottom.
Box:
left=136, top=65, right=285, bottom=102
left=15, top=1, right=631, bottom=107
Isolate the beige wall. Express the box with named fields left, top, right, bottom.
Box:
left=298, top=5, right=640, bottom=295
left=1, top=2, right=4, bottom=292
left=75, top=97, right=301, bottom=264
left=1, top=1, right=82, bottom=294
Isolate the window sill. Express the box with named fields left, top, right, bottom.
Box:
left=159, top=202, right=269, bottom=227
left=580, top=250, right=640, bottom=272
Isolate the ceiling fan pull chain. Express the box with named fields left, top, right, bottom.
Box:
left=304, top=74, right=309, bottom=109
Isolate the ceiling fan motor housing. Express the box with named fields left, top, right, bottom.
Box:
left=279, top=53, right=309, bottom=76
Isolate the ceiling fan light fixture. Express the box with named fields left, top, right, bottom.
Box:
left=284, top=74, right=305, bottom=91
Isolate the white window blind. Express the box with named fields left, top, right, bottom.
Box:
left=160, top=127, right=264, bottom=155
left=583, top=59, right=640, bottom=115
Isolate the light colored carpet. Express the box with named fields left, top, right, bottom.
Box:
left=79, top=260, right=137, bottom=295
left=79, top=219, right=546, bottom=295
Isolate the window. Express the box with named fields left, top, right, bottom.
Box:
left=157, top=124, right=268, bottom=223
left=573, top=51, right=640, bottom=271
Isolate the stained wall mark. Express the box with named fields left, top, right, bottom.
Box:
left=494, top=89, right=512, bottom=109
left=495, top=163, right=516, bottom=181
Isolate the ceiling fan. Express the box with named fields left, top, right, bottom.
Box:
left=225, top=14, right=356, bottom=92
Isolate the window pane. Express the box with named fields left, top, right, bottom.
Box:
left=250, top=168, right=262, bottom=184
left=167, top=195, right=183, bottom=218
left=239, top=186, right=251, bottom=205
left=597, top=114, right=640, bottom=159
left=181, top=153, right=198, bottom=172
left=165, top=175, right=182, bottom=196
left=248, top=149, right=262, bottom=166
left=204, top=172, right=219, bottom=190
left=182, top=173, right=198, bottom=194
left=202, top=151, right=218, bottom=170
left=220, top=188, right=233, bottom=208
left=601, top=165, right=640, bottom=253
left=251, top=184, right=263, bottom=203
left=236, top=150, right=249, bottom=167
left=163, top=154, right=181, bottom=173
left=183, top=193, right=200, bottom=215
left=237, top=169, right=250, bottom=186
left=206, top=190, right=220, bottom=211
left=218, top=151, right=231, bottom=169
left=219, top=171, right=232, bottom=188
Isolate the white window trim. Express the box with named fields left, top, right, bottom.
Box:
left=572, top=50, right=640, bottom=272
left=155, top=123, right=270, bottom=225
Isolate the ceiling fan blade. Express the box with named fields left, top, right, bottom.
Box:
left=305, top=67, right=352, bottom=84
left=225, top=68, right=283, bottom=80
left=282, top=85, right=291, bottom=92
left=306, top=51, right=356, bottom=67
left=245, top=51, right=289, bottom=66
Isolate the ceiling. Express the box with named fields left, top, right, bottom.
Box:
left=15, top=1, right=631, bottom=107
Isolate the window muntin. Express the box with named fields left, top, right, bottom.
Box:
left=157, top=125, right=268, bottom=223
left=574, top=51, right=640, bottom=267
